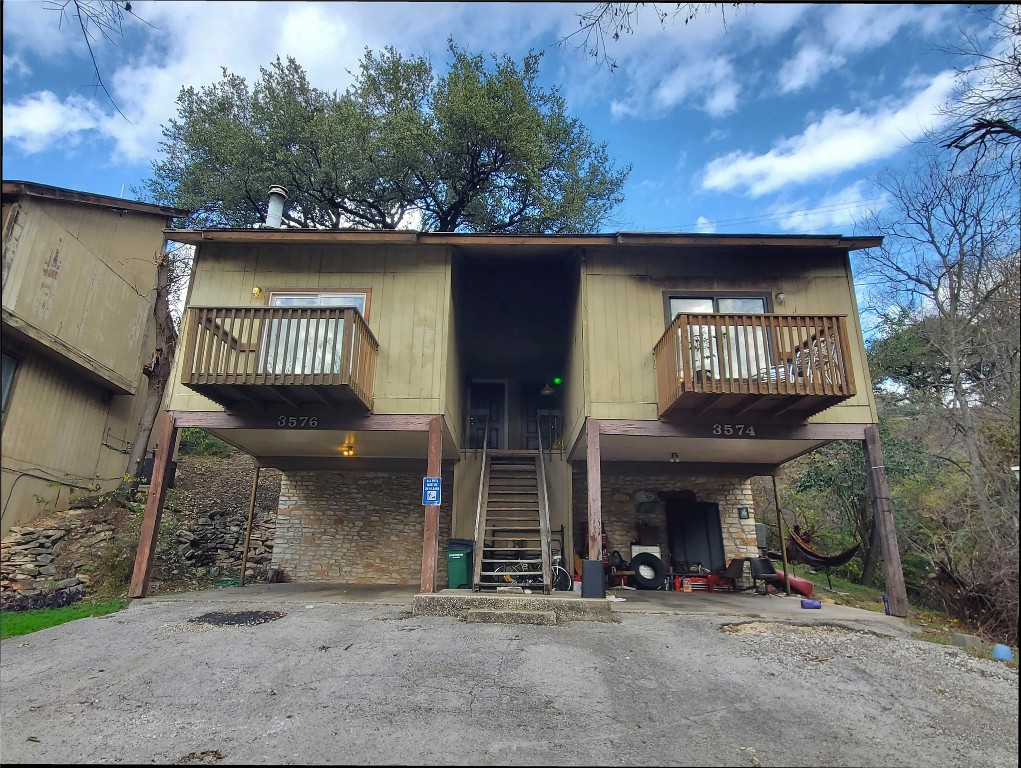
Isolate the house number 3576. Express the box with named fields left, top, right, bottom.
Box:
left=712, top=423, right=756, bottom=436
left=276, top=416, right=319, bottom=428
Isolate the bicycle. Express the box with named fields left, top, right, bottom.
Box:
left=493, top=547, right=572, bottom=592
left=550, top=548, right=573, bottom=591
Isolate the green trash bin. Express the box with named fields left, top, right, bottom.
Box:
left=446, top=541, right=473, bottom=589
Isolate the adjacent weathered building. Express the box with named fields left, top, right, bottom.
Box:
left=1, top=181, right=188, bottom=535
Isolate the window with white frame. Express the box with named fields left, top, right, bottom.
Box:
left=260, top=292, right=367, bottom=375
left=668, top=295, right=772, bottom=380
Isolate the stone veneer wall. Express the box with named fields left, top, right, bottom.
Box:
left=271, top=470, right=453, bottom=586
left=572, top=470, right=760, bottom=566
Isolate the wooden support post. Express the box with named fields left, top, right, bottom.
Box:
left=864, top=425, right=909, bottom=618
left=772, top=475, right=792, bottom=596
left=239, top=464, right=260, bottom=587
left=128, top=412, right=178, bottom=599
left=586, top=419, right=602, bottom=562
left=420, top=416, right=443, bottom=593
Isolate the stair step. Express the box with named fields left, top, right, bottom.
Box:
left=461, top=609, right=557, bottom=626
left=485, top=536, right=542, bottom=542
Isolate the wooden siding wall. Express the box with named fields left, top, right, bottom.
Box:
left=582, top=246, right=878, bottom=424
left=2, top=197, right=166, bottom=392
left=168, top=243, right=453, bottom=415
left=562, top=256, right=589, bottom=455
left=0, top=351, right=150, bottom=535
left=443, top=259, right=464, bottom=447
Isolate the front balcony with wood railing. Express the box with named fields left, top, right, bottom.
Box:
left=653, top=313, right=857, bottom=421
left=180, top=306, right=378, bottom=411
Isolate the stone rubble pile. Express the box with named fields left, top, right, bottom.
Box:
left=0, top=516, right=90, bottom=608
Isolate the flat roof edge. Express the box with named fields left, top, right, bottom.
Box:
left=3, top=180, right=190, bottom=219
left=164, top=228, right=882, bottom=250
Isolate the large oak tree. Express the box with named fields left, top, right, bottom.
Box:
left=145, top=43, right=630, bottom=233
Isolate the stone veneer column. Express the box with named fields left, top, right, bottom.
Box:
left=572, top=472, right=760, bottom=562
left=271, top=470, right=452, bottom=585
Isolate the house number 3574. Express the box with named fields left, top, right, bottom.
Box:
left=712, top=424, right=756, bottom=436
left=276, top=416, right=319, bottom=428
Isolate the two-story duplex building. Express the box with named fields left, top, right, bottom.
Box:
left=1, top=181, right=188, bottom=536
left=130, top=216, right=908, bottom=615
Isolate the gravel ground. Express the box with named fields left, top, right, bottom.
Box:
left=1, top=598, right=1017, bottom=766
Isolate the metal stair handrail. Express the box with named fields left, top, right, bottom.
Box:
left=536, top=423, right=553, bottom=594
left=470, top=422, right=490, bottom=590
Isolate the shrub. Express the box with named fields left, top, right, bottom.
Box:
left=178, top=428, right=234, bottom=457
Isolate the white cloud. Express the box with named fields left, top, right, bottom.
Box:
left=700, top=70, right=958, bottom=196
left=822, top=4, right=951, bottom=55
left=777, top=45, right=845, bottom=94
left=777, top=4, right=956, bottom=95
left=1, top=1, right=573, bottom=169
left=695, top=215, right=716, bottom=234
left=2, top=52, right=30, bottom=83
left=611, top=54, right=741, bottom=119
left=2, top=91, right=105, bottom=154
left=768, top=181, right=888, bottom=233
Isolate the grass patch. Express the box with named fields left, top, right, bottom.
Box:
left=0, top=598, right=129, bottom=640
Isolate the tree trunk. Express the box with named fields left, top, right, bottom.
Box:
left=126, top=251, right=179, bottom=485
left=860, top=514, right=882, bottom=586
left=947, top=351, right=993, bottom=522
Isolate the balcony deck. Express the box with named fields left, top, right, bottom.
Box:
left=180, top=306, right=378, bottom=411
left=653, top=313, right=857, bottom=421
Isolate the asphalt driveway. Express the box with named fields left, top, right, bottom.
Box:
left=0, top=589, right=1017, bottom=766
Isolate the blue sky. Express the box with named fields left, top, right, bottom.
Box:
left=1, top=2, right=997, bottom=235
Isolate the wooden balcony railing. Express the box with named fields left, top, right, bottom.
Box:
left=181, top=306, right=378, bottom=410
left=653, top=313, right=857, bottom=420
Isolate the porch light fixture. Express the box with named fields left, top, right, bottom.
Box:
left=775, top=292, right=785, bottom=303
left=540, top=381, right=554, bottom=396
left=669, top=452, right=680, bottom=463
left=252, top=286, right=263, bottom=298
left=340, top=445, right=355, bottom=457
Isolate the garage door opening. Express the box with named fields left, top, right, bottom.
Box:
left=664, top=498, right=726, bottom=573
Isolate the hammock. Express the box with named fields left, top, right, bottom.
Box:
left=786, top=529, right=860, bottom=570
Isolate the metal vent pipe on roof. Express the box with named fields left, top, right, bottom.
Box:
left=266, top=185, right=288, bottom=228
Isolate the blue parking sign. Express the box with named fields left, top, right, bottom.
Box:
left=422, top=477, right=441, bottom=506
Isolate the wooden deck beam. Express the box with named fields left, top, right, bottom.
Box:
left=128, top=412, right=178, bottom=598
left=586, top=419, right=602, bottom=562
left=419, top=415, right=443, bottom=593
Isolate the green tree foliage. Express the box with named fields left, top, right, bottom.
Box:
left=145, top=43, right=630, bottom=233
left=855, top=152, right=1019, bottom=643
left=787, top=416, right=932, bottom=587
left=178, top=428, right=234, bottom=457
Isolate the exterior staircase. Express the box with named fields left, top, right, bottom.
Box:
left=472, top=450, right=552, bottom=593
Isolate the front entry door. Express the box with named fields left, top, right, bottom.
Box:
left=468, top=381, right=506, bottom=449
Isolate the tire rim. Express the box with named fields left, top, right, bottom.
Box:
left=638, top=564, right=656, bottom=580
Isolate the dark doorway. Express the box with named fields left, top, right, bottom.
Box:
left=468, top=381, right=506, bottom=449
left=664, top=500, right=726, bottom=573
